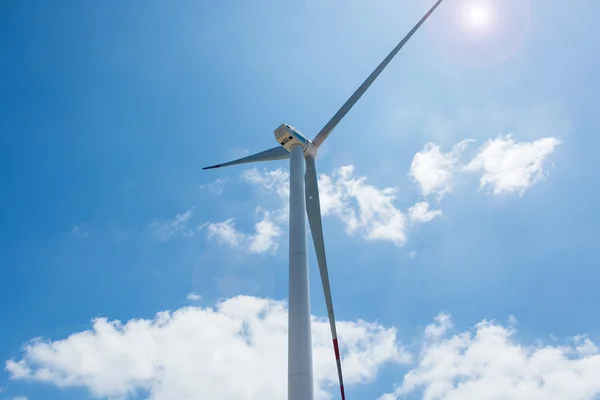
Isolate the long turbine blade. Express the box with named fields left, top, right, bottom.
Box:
left=202, top=145, right=289, bottom=170
left=305, top=155, right=345, bottom=400
left=311, top=0, right=445, bottom=148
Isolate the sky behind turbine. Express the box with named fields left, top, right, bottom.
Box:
left=1, top=0, right=600, bottom=399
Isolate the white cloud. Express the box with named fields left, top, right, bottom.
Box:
left=9, top=302, right=599, bottom=400
left=248, top=215, right=284, bottom=253
left=204, top=134, right=561, bottom=253
left=408, top=202, right=443, bottom=223
left=379, top=315, right=600, bottom=400
left=6, top=296, right=407, bottom=400
left=206, top=218, right=240, bottom=247
left=573, top=335, right=598, bottom=357
left=206, top=210, right=283, bottom=254
left=409, top=140, right=472, bottom=200
left=12, top=397, right=28, bottom=400
left=423, top=313, right=453, bottom=340
left=239, top=166, right=417, bottom=247
left=319, top=166, right=408, bottom=246
left=185, top=293, right=202, bottom=302
left=150, top=207, right=195, bottom=242
left=464, top=134, right=561, bottom=195
left=409, top=135, right=561, bottom=198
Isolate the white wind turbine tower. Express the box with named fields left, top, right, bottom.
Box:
left=203, top=1, right=446, bottom=398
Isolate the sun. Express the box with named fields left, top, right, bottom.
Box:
left=462, top=1, right=493, bottom=32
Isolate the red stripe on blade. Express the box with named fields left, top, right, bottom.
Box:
left=333, top=338, right=341, bottom=360
left=340, top=384, right=346, bottom=400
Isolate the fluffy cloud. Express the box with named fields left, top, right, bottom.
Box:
left=206, top=211, right=283, bottom=254
left=464, top=134, right=561, bottom=195
left=379, top=314, right=600, bottom=400
left=423, top=313, right=453, bottom=340
left=409, top=141, right=473, bottom=200
left=238, top=165, right=422, bottom=247
left=204, top=133, right=561, bottom=252
left=410, top=135, right=561, bottom=199
left=318, top=166, right=408, bottom=245
left=408, top=202, right=443, bottom=223
left=6, top=296, right=407, bottom=400
left=185, top=293, right=202, bottom=302
left=9, top=307, right=600, bottom=400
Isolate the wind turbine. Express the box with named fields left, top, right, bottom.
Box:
left=203, top=1, right=446, bottom=399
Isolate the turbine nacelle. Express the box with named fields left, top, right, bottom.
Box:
left=275, top=124, right=318, bottom=158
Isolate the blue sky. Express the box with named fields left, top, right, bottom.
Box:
left=2, top=0, right=600, bottom=399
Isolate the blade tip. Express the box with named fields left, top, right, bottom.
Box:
left=202, top=164, right=221, bottom=170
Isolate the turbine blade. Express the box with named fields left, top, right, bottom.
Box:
left=202, top=145, right=289, bottom=170
left=305, top=156, right=345, bottom=400
left=311, top=0, right=445, bottom=148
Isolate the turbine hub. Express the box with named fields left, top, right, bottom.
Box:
left=303, top=141, right=318, bottom=158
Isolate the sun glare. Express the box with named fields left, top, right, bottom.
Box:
left=463, top=1, right=493, bottom=32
